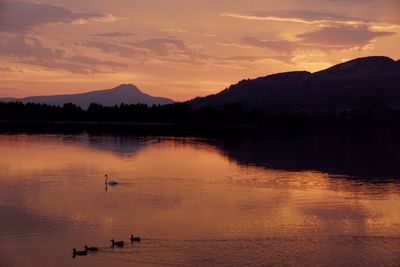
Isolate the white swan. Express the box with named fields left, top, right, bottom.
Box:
left=105, top=174, right=118, bottom=185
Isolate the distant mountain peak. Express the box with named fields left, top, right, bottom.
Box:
left=113, top=83, right=141, bottom=92
left=0, top=83, right=174, bottom=108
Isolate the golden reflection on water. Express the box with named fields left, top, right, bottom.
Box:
left=0, top=134, right=399, bottom=266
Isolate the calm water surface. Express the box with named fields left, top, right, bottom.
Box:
left=0, top=133, right=400, bottom=266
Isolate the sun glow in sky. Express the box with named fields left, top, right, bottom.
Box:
left=0, top=0, right=399, bottom=100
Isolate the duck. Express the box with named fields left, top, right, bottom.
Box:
left=110, top=239, right=124, bottom=247
left=84, top=245, right=99, bottom=252
left=72, top=248, right=87, bottom=256
left=105, top=174, right=118, bottom=185
left=130, top=234, right=141, bottom=243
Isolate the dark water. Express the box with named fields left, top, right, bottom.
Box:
left=1, top=132, right=400, bottom=266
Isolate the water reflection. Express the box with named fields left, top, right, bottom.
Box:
left=202, top=131, right=400, bottom=181
left=58, top=131, right=400, bottom=182
left=0, top=133, right=399, bottom=267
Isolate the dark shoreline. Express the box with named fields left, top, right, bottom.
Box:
left=0, top=120, right=257, bottom=136
left=1, top=119, right=399, bottom=137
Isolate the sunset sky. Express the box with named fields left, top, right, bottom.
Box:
left=0, top=0, right=399, bottom=101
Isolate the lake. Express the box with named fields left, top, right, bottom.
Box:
left=1, top=132, right=400, bottom=266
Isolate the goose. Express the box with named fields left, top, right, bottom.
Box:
left=130, top=234, right=141, bottom=243
left=84, top=245, right=99, bottom=252
left=105, top=174, right=117, bottom=185
left=72, top=248, right=87, bottom=256
left=110, top=239, right=124, bottom=247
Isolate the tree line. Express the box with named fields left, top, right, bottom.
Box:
left=0, top=102, right=250, bottom=124
left=1, top=101, right=400, bottom=128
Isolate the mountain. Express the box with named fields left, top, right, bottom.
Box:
left=1, top=84, right=174, bottom=109
left=189, top=56, right=400, bottom=112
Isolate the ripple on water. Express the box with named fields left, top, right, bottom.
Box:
left=82, top=236, right=400, bottom=267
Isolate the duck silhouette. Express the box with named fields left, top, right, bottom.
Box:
left=110, top=239, right=124, bottom=247
left=72, top=248, right=87, bottom=257
left=84, top=245, right=99, bottom=252
left=130, top=234, right=141, bottom=243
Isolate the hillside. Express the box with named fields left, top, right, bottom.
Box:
left=189, top=56, right=400, bottom=113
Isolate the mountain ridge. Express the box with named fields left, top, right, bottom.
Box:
left=2, top=56, right=400, bottom=113
left=0, top=84, right=175, bottom=109
left=189, top=56, right=400, bottom=111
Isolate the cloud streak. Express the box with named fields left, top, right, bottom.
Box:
left=241, top=36, right=297, bottom=54
left=0, top=0, right=118, bottom=33
left=0, top=66, right=22, bottom=73
left=81, top=36, right=208, bottom=66
left=0, top=34, right=125, bottom=73
left=132, top=38, right=187, bottom=56
left=238, top=24, right=393, bottom=54
left=85, top=37, right=189, bottom=58
left=83, top=39, right=145, bottom=58
left=297, top=25, right=394, bottom=48
left=220, top=10, right=400, bottom=29
left=92, top=32, right=135, bottom=37
left=221, top=11, right=365, bottom=26
left=0, top=34, right=64, bottom=60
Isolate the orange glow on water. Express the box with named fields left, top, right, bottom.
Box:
left=1, top=134, right=400, bottom=266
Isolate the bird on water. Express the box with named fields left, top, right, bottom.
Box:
left=110, top=239, right=124, bottom=247
left=84, top=245, right=99, bottom=252
left=72, top=248, right=87, bottom=257
left=130, top=234, right=141, bottom=243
